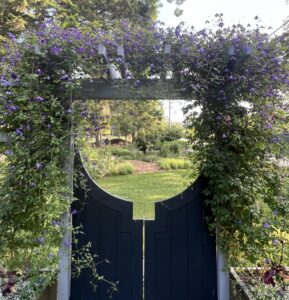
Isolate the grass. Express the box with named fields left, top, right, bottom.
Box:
left=158, top=157, right=192, bottom=170
left=96, top=169, right=194, bottom=220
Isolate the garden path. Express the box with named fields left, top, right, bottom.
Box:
left=126, top=160, right=160, bottom=173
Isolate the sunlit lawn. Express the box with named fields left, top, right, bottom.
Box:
left=97, top=170, right=194, bottom=220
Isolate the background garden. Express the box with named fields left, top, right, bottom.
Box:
left=80, top=99, right=196, bottom=219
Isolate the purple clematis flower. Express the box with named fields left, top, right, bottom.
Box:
left=35, top=162, right=42, bottom=170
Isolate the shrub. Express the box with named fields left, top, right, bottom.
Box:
left=159, top=141, right=187, bottom=157
left=158, top=158, right=192, bottom=170
left=161, top=124, right=185, bottom=142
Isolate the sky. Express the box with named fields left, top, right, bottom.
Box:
left=159, top=0, right=289, bottom=123
left=158, top=0, right=289, bottom=31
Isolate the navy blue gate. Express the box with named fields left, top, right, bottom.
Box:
left=145, top=177, right=217, bottom=300
left=71, top=156, right=143, bottom=300
left=71, top=155, right=217, bottom=300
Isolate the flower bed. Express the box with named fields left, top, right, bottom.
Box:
left=230, top=267, right=289, bottom=300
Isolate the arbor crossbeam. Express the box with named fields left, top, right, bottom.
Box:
left=74, top=79, right=185, bottom=100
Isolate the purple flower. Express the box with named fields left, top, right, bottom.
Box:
left=80, top=111, right=88, bottom=117
left=266, top=91, right=275, bottom=97
left=4, top=150, right=13, bottom=156
left=10, top=72, right=17, bottom=79
left=67, top=108, right=72, bottom=113
left=272, top=239, right=278, bottom=245
left=35, top=162, right=42, bottom=170
left=263, top=223, right=270, bottom=228
left=50, top=45, right=62, bottom=55
left=51, top=220, right=59, bottom=226
left=76, top=47, right=85, bottom=54
left=35, top=69, right=42, bottom=75
left=71, top=209, right=78, bottom=215
left=0, top=78, right=11, bottom=87
left=7, top=105, right=18, bottom=111
left=33, top=96, right=45, bottom=102
left=264, top=123, right=273, bottom=129
left=48, top=253, right=54, bottom=259
left=198, top=47, right=205, bottom=54
left=38, top=237, right=45, bottom=244
left=7, top=32, right=16, bottom=41
left=60, top=74, right=70, bottom=81
left=15, top=128, right=23, bottom=136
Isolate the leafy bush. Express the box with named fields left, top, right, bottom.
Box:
left=161, top=124, right=185, bottom=142
left=136, top=129, right=162, bottom=153
left=159, top=141, right=187, bottom=157
left=158, top=158, right=192, bottom=170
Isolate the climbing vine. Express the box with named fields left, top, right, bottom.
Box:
left=0, top=16, right=288, bottom=295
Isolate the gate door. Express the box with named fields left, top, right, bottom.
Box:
left=71, top=156, right=143, bottom=300
left=71, top=155, right=217, bottom=300
left=145, top=177, right=217, bottom=300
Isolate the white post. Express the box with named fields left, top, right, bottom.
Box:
left=57, top=110, right=74, bottom=300
left=216, top=247, right=230, bottom=300
left=57, top=213, right=72, bottom=300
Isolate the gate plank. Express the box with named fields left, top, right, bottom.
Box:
left=145, top=177, right=217, bottom=300
left=71, top=154, right=143, bottom=300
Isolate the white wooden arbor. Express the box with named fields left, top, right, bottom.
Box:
left=0, top=43, right=230, bottom=300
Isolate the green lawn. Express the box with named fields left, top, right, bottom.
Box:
left=97, top=170, right=194, bottom=220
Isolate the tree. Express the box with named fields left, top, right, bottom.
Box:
left=110, top=100, right=164, bottom=143
left=0, top=0, right=160, bottom=41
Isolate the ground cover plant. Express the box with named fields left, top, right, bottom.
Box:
left=0, top=13, right=288, bottom=298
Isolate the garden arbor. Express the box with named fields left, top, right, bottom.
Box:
left=62, top=42, right=229, bottom=300
left=0, top=19, right=288, bottom=300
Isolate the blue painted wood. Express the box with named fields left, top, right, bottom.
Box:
left=71, top=153, right=217, bottom=299
left=70, top=153, right=143, bottom=300
left=145, top=177, right=217, bottom=300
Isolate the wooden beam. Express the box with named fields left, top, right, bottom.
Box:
left=73, top=79, right=186, bottom=100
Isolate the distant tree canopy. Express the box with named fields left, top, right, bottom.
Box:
left=110, top=100, right=164, bottom=142
left=0, top=0, right=160, bottom=40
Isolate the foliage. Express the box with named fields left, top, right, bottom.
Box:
left=0, top=0, right=160, bottom=41
left=177, top=16, right=289, bottom=264
left=82, top=145, right=134, bottom=177
left=158, top=157, right=192, bottom=169
left=159, top=140, right=187, bottom=157
left=250, top=282, right=289, bottom=300
left=161, top=123, right=185, bottom=141
left=110, top=100, right=164, bottom=142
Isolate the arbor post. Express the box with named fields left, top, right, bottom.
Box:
left=57, top=108, right=74, bottom=300
left=216, top=247, right=230, bottom=300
